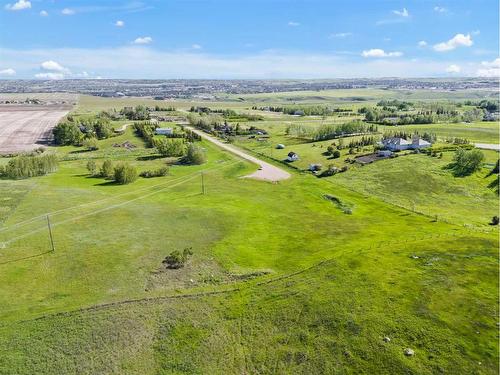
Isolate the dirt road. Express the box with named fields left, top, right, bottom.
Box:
left=474, top=143, right=500, bottom=151
left=186, top=126, right=291, bottom=182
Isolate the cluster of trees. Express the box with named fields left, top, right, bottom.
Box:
left=285, top=124, right=312, bottom=138
left=53, top=116, right=114, bottom=146
left=1, top=153, right=58, bottom=179
left=155, top=138, right=186, bottom=157
left=326, top=146, right=341, bottom=158
left=360, top=103, right=489, bottom=125
left=286, top=121, right=377, bottom=141
left=80, top=118, right=113, bottom=139
left=189, top=107, right=263, bottom=121
left=139, top=167, right=169, bottom=178
left=53, top=122, right=83, bottom=145
left=86, top=160, right=138, bottom=184
left=120, top=105, right=150, bottom=120
left=376, top=100, right=413, bottom=111
left=133, top=122, right=157, bottom=147
left=347, top=136, right=377, bottom=148
left=312, top=121, right=378, bottom=141
left=464, top=99, right=499, bottom=112
left=360, top=107, right=435, bottom=125
left=134, top=122, right=201, bottom=148
left=319, top=165, right=348, bottom=178
left=448, top=148, right=484, bottom=177
left=445, top=137, right=470, bottom=145
left=153, top=105, right=176, bottom=112
left=252, top=105, right=346, bottom=116
left=182, top=143, right=207, bottom=165
left=187, top=113, right=223, bottom=132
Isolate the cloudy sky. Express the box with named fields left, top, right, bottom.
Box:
left=0, top=0, right=498, bottom=79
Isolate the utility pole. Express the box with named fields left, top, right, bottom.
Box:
left=201, top=172, right=205, bottom=195
left=47, top=215, right=55, bottom=252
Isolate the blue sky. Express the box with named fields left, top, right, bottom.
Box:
left=0, top=0, right=498, bottom=79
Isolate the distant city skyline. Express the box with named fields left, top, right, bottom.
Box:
left=0, top=0, right=498, bottom=79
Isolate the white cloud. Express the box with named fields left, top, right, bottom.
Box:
left=35, top=72, right=65, bottom=80
left=115, top=20, right=124, bottom=27
left=362, top=49, right=403, bottom=58
left=0, top=46, right=489, bottom=79
left=476, top=58, right=500, bottom=77
left=61, top=8, right=76, bottom=15
left=418, top=40, right=428, bottom=47
left=191, top=44, right=202, bottom=50
left=40, top=10, right=48, bottom=16
left=0, top=68, right=16, bottom=76
left=40, top=60, right=68, bottom=72
left=433, top=6, right=447, bottom=13
left=330, top=32, right=352, bottom=38
left=133, top=36, right=153, bottom=45
left=288, top=21, right=300, bottom=27
left=433, top=33, right=473, bottom=52
left=5, top=0, right=31, bottom=11
left=74, top=71, right=90, bottom=78
left=393, top=8, right=409, bottom=17
left=445, top=64, right=461, bottom=73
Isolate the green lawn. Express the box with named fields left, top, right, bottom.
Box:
left=379, top=122, right=499, bottom=144
left=333, top=152, right=499, bottom=226
left=0, top=93, right=497, bottom=374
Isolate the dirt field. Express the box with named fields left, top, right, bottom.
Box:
left=0, top=105, right=71, bottom=154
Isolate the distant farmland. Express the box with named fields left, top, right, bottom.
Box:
left=0, top=105, right=71, bottom=154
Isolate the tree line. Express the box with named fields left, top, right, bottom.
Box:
left=0, top=153, right=58, bottom=179
left=286, top=121, right=378, bottom=141
left=253, top=105, right=351, bottom=116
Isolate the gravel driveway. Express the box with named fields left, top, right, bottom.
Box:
left=186, top=127, right=291, bottom=182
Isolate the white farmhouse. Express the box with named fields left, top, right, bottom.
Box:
left=381, top=136, right=431, bottom=151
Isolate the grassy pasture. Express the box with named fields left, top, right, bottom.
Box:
left=379, top=121, right=499, bottom=144
left=0, top=91, right=497, bottom=374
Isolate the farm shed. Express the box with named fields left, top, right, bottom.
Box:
left=287, top=152, right=299, bottom=162
left=155, top=127, right=173, bottom=135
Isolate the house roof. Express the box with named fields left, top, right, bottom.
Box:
left=382, top=137, right=411, bottom=146
left=414, top=138, right=431, bottom=146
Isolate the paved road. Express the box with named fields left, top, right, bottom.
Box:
left=475, top=143, right=500, bottom=151
left=186, top=126, right=291, bottom=182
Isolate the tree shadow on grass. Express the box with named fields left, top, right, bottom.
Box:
left=69, top=149, right=93, bottom=154
left=136, top=154, right=164, bottom=161
left=95, top=180, right=120, bottom=187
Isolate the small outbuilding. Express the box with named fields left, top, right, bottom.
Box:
left=309, top=163, right=322, bottom=171
left=155, top=127, right=173, bottom=135
left=378, top=150, right=393, bottom=157
left=287, top=152, right=299, bottom=162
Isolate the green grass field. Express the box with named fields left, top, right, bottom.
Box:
left=0, top=92, right=498, bottom=374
